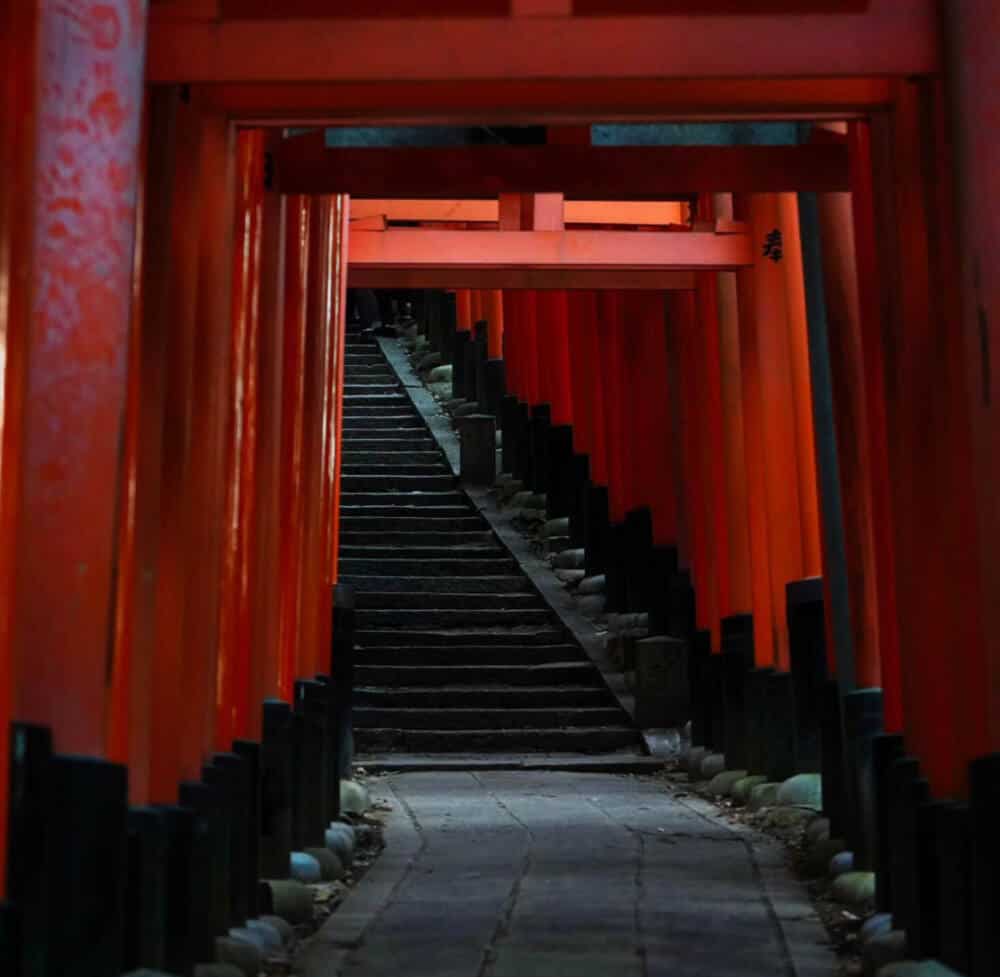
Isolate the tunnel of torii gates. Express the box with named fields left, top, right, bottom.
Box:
left=1, top=0, right=1000, bottom=975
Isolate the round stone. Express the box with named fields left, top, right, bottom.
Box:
left=428, top=364, right=453, bottom=383
left=802, top=838, right=847, bottom=878
left=829, top=849, right=855, bottom=877
left=776, top=773, right=823, bottom=811
left=700, top=753, right=727, bottom=780
left=748, top=782, right=781, bottom=811
left=543, top=517, right=571, bottom=539
left=258, top=914, right=294, bottom=945
left=685, top=746, right=709, bottom=778
left=831, top=870, right=876, bottom=908
left=578, top=595, right=606, bottom=620
left=876, top=962, right=962, bottom=977
left=511, top=490, right=545, bottom=508
left=731, top=775, right=769, bottom=805
left=859, top=913, right=893, bottom=946
left=304, top=846, right=345, bottom=881
left=763, top=806, right=813, bottom=831
left=245, top=919, right=284, bottom=953
left=263, top=880, right=315, bottom=925
left=578, top=575, right=606, bottom=596
left=804, top=816, right=831, bottom=845
left=194, top=966, right=245, bottom=977
left=340, top=779, right=371, bottom=815
left=708, top=769, right=749, bottom=797
left=554, top=548, right=586, bottom=570
left=325, top=823, right=357, bottom=865
left=289, top=851, right=322, bottom=884
left=862, top=929, right=907, bottom=974
left=215, top=936, right=261, bottom=977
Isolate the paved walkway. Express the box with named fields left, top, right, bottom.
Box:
left=299, top=771, right=835, bottom=977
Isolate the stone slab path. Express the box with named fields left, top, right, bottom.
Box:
left=298, top=771, right=836, bottom=977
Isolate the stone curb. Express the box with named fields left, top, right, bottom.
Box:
left=295, top=779, right=422, bottom=977
left=667, top=789, right=837, bottom=977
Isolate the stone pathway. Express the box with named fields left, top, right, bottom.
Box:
left=298, top=771, right=835, bottom=977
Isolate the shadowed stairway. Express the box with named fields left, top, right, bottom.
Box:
left=338, top=330, right=641, bottom=756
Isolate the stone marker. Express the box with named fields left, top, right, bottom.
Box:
left=635, top=635, right=691, bottom=730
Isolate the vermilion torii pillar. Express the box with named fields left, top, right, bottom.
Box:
left=0, top=0, right=37, bottom=895
left=12, top=0, right=149, bottom=757
left=277, top=195, right=312, bottom=701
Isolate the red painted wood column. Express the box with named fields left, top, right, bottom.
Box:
left=324, top=194, right=350, bottom=632
left=941, top=2, right=1000, bottom=757
left=713, top=231, right=754, bottom=621
left=108, top=89, right=170, bottom=805
left=567, top=291, right=598, bottom=464
left=12, top=0, right=149, bottom=756
left=671, top=290, right=719, bottom=645
left=535, top=291, right=573, bottom=426
left=847, top=123, right=903, bottom=729
left=733, top=192, right=821, bottom=670
left=501, top=290, right=522, bottom=401
left=277, top=196, right=311, bottom=701
left=456, top=289, right=473, bottom=332
left=299, top=197, right=332, bottom=679
left=599, top=291, right=629, bottom=527
left=487, top=290, right=504, bottom=359
left=299, top=194, right=349, bottom=679
left=216, top=130, right=265, bottom=750
left=185, top=109, right=236, bottom=767
left=812, top=126, right=882, bottom=692
left=149, top=89, right=202, bottom=800
left=622, top=291, right=677, bottom=548
left=253, top=137, right=287, bottom=711
left=519, top=291, right=541, bottom=407
left=0, top=0, right=37, bottom=889
left=876, top=80, right=986, bottom=797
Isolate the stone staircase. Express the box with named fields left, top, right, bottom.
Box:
left=339, top=331, right=641, bottom=755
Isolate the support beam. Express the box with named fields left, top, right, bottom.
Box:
left=350, top=199, right=688, bottom=227
left=348, top=228, right=750, bottom=278
left=277, top=140, right=850, bottom=197
left=349, top=267, right=696, bottom=290
left=147, top=2, right=938, bottom=83
left=198, top=78, right=896, bottom=125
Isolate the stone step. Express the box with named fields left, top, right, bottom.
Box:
left=339, top=504, right=474, bottom=520
left=355, top=591, right=543, bottom=610
left=340, top=516, right=483, bottom=532
left=344, top=413, right=427, bottom=430
left=355, top=661, right=600, bottom=686
left=344, top=384, right=402, bottom=394
left=340, top=556, right=516, bottom=577
left=342, top=463, right=450, bottom=478
left=340, top=471, right=455, bottom=493
left=354, top=726, right=640, bottom=753
left=355, top=608, right=554, bottom=629
left=353, top=706, right=627, bottom=730
left=342, top=451, right=443, bottom=465
left=355, top=685, right=613, bottom=709
left=340, top=544, right=502, bottom=560
left=341, top=473, right=457, bottom=492
left=356, top=628, right=567, bottom=647
left=338, top=492, right=468, bottom=508
left=341, top=531, right=496, bottom=547
left=341, top=437, right=436, bottom=451
left=355, top=644, right=585, bottom=666
left=343, top=393, right=410, bottom=404
left=340, top=575, right=531, bottom=594
left=343, top=405, right=419, bottom=418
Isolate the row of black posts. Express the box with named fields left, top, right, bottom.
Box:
left=1, top=584, right=357, bottom=977
left=417, top=287, right=1000, bottom=977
